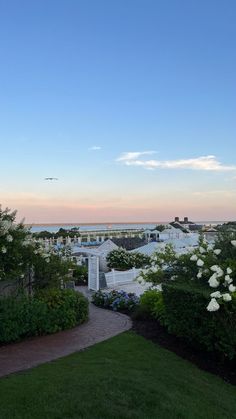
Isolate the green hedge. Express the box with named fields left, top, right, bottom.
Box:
left=162, top=282, right=236, bottom=360
left=136, top=289, right=166, bottom=323
left=0, top=289, right=88, bottom=343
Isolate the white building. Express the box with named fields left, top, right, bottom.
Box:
left=72, top=239, right=118, bottom=272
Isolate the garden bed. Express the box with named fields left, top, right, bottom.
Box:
left=132, top=317, right=236, bottom=385
left=0, top=289, right=89, bottom=344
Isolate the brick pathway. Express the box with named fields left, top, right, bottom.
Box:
left=0, top=292, right=132, bottom=378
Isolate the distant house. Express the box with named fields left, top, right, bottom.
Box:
left=170, top=217, right=203, bottom=232
left=72, top=239, right=118, bottom=272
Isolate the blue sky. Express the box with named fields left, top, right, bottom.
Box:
left=0, top=0, right=236, bottom=223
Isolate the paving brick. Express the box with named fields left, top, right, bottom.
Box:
left=0, top=297, right=132, bottom=378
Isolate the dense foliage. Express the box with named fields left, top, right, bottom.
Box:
left=136, top=233, right=236, bottom=359
left=139, top=235, right=236, bottom=311
left=72, top=265, right=88, bottom=285
left=0, top=289, right=88, bottom=343
left=215, top=222, right=236, bottom=233
left=0, top=206, right=34, bottom=281
left=0, top=205, right=82, bottom=293
left=107, top=248, right=150, bottom=271
left=92, top=289, right=139, bottom=312
left=153, top=224, right=166, bottom=232
left=137, top=288, right=166, bottom=323
left=162, top=282, right=236, bottom=359
left=33, top=227, right=81, bottom=239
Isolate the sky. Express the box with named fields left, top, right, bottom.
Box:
left=0, top=0, right=236, bottom=223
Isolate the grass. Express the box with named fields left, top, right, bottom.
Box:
left=0, top=332, right=236, bottom=419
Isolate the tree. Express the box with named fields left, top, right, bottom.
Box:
left=0, top=205, right=76, bottom=293
left=153, top=224, right=166, bottom=232
left=107, top=248, right=150, bottom=271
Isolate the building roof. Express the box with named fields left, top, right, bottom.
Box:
left=97, top=239, right=118, bottom=255
left=72, top=239, right=118, bottom=257
left=130, top=242, right=164, bottom=256
left=130, top=234, right=199, bottom=256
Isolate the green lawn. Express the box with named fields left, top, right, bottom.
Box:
left=0, top=332, right=236, bottom=419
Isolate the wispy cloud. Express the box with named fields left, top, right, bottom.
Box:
left=192, top=190, right=236, bottom=197
left=117, top=152, right=236, bottom=172
left=117, top=151, right=156, bottom=161
left=88, top=146, right=102, bottom=151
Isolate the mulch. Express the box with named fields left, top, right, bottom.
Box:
left=132, top=318, right=236, bottom=386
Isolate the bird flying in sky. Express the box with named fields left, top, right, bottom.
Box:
left=44, top=177, right=58, bottom=181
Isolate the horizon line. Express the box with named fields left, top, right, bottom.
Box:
left=25, top=219, right=231, bottom=227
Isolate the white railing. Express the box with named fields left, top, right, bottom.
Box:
left=105, top=268, right=141, bottom=287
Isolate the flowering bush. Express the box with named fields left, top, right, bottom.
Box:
left=0, top=206, right=34, bottom=282
left=138, top=244, right=178, bottom=284
left=92, top=289, right=139, bottom=312
left=162, top=281, right=236, bottom=359
left=0, top=205, right=79, bottom=293
left=107, top=248, right=150, bottom=271
left=134, top=234, right=236, bottom=359
left=139, top=236, right=236, bottom=312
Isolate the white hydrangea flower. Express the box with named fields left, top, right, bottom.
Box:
left=208, top=274, right=220, bottom=288
left=210, top=265, right=223, bottom=277
left=190, top=254, right=198, bottom=261
left=229, top=284, right=236, bottom=292
left=213, top=249, right=221, bottom=255
left=231, top=240, right=236, bottom=247
left=6, top=234, right=13, bottom=242
left=1, top=246, right=7, bottom=254
left=197, top=271, right=202, bottom=279
left=199, top=247, right=205, bottom=254
left=222, top=293, right=232, bottom=302
left=22, top=240, right=29, bottom=247
left=210, top=291, right=221, bottom=298
left=207, top=298, right=220, bottom=312
left=197, top=259, right=204, bottom=267
left=210, top=265, right=218, bottom=272
left=216, top=268, right=224, bottom=278
left=0, top=220, right=12, bottom=233
left=227, top=267, right=232, bottom=275
left=224, top=275, right=233, bottom=284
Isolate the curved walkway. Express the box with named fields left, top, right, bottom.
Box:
left=0, top=301, right=132, bottom=378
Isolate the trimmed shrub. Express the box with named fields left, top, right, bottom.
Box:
left=0, top=289, right=88, bottom=343
left=162, top=282, right=236, bottom=359
left=139, top=289, right=166, bottom=324
left=107, top=248, right=150, bottom=271
left=92, top=289, right=139, bottom=312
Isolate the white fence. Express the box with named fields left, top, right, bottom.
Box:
left=105, top=268, right=141, bottom=288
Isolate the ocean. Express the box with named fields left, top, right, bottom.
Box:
left=29, top=223, right=157, bottom=233
left=29, top=221, right=226, bottom=233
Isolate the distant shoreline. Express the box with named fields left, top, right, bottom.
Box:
left=26, top=220, right=228, bottom=227
left=27, top=221, right=165, bottom=226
